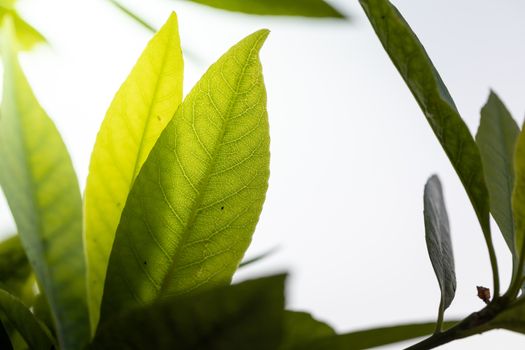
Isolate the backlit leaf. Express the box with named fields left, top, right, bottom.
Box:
left=100, top=29, right=270, bottom=322
left=185, top=0, right=345, bottom=18
left=476, top=92, right=519, bottom=257
left=84, top=12, right=183, bottom=330
left=92, top=275, right=285, bottom=349
left=0, top=19, right=89, bottom=349
left=512, top=120, right=525, bottom=270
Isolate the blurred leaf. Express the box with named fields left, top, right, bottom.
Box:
left=0, top=19, right=89, bottom=349
left=107, top=0, right=156, bottom=32
left=476, top=92, right=519, bottom=257
left=93, top=275, right=285, bottom=349
left=280, top=311, right=335, bottom=349
left=239, top=246, right=278, bottom=268
left=185, top=0, right=345, bottom=18
left=359, top=0, right=492, bottom=244
left=100, top=29, right=270, bottom=321
left=299, top=321, right=459, bottom=349
left=0, top=9, right=46, bottom=50
left=0, top=289, right=55, bottom=350
left=0, top=319, right=13, bottom=350
left=424, top=175, right=456, bottom=328
left=84, top=12, right=184, bottom=330
left=32, top=293, right=55, bottom=337
left=0, top=235, right=31, bottom=295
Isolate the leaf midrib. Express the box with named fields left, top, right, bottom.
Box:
left=129, top=28, right=177, bottom=185
left=157, top=34, right=265, bottom=296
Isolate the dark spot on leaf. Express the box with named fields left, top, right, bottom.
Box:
left=143, top=261, right=147, bottom=265
left=221, top=206, right=224, bottom=210
left=157, top=115, right=161, bottom=121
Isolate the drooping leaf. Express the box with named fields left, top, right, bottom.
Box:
left=185, top=0, right=345, bottom=18
left=476, top=92, right=519, bottom=257
left=0, top=19, right=89, bottom=349
left=100, top=29, right=270, bottom=321
left=513, top=121, right=525, bottom=270
left=280, top=311, right=335, bottom=349
left=93, top=275, right=285, bottom=349
left=84, top=12, right=184, bottom=330
left=359, top=0, right=493, bottom=250
left=0, top=289, right=55, bottom=350
left=424, top=175, right=456, bottom=325
left=299, top=321, right=459, bottom=350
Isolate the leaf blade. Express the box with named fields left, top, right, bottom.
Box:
left=92, top=275, right=285, bottom=349
left=424, top=175, right=456, bottom=323
left=359, top=0, right=492, bottom=244
left=185, top=0, right=345, bottom=18
left=100, top=29, right=270, bottom=322
left=0, top=19, right=88, bottom=349
left=84, top=12, right=184, bottom=330
left=0, top=289, right=55, bottom=350
left=280, top=311, right=335, bottom=349
left=299, top=321, right=459, bottom=350
left=476, top=91, right=519, bottom=257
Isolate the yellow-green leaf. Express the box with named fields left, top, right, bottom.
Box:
left=100, top=29, right=270, bottom=322
left=83, top=12, right=183, bottom=330
left=513, top=120, right=525, bottom=271
left=0, top=19, right=88, bottom=349
left=0, top=8, right=46, bottom=50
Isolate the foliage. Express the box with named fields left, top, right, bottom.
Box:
left=0, top=0, right=525, bottom=349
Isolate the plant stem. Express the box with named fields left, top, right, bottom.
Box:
left=434, top=299, right=444, bottom=334
left=405, top=297, right=509, bottom=350
left=485, top=234, right=500, bottom=298
left=107, top=0, right=156, bottom=32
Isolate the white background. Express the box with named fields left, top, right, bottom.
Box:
left=1, top=0, right=525, bottom=348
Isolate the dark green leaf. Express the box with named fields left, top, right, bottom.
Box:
left=0, top=289, right=55, bottom=350
left=359, top=0, right=492, bottom=243
left=0, top=319, right=13, bottom=350
left=93, top=275, right=286, bottom=349
left=299, top=321, right=459, bottom=350
left=424, top=175, right=456, bottom=321
left=185, top=0, right=345, bottom=18
left=0, top=18, right=89, bottom=349
left=280, top=311, right=335, bottom=349
left=513, top=118, right=525, bottom=276
left=476, top=92, right=519, bottom=257
left=0, top=235, right=31, bottom=297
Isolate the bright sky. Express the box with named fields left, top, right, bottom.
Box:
left=1, top=0, right=525, bottom=348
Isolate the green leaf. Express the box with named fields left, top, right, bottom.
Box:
left=0, top=19, right=89, bottom=349
left=280, top=311, right=335, bottom=349
left=92, top=275, right=285, bottom=349
left=424, top=175, right=456, bottom=328
left=0, top=289, right=55, bottom=350
left=84, top=12, right=184, bottom=330
left=476, top=92, right=520, bottom=257
left=0, top=235, right=31, bottom=295
left=0, top=9, right=46, bottom=51
left=299, top=321, right=459, bottom=350
left=100, top=29, right=270, bottom=321
left=513, top=119, right=525, bottom=272
left=360, top=0, right=492, bottom=248
left=185, top=0, right=345, bottom=18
